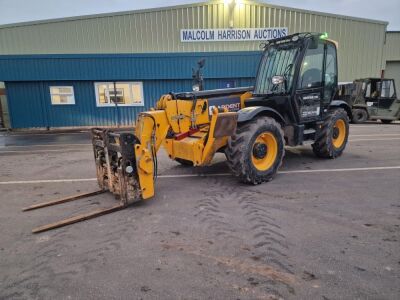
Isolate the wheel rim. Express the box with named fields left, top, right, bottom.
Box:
left=332, top=119, right=346, bottom=149
left=251, top=132, right=278, bottom=171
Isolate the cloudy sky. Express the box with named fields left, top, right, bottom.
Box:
left=0, top=0, right=399, bottom=30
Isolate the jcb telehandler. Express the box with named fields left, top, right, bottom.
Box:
left=25, top=33, right=351, bottom=233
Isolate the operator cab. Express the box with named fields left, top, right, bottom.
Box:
left=248, top=33, right=338, bottom=125
left=360, top=78, right=397, bottom=110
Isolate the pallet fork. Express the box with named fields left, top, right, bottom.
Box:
left=23, top=128, right=143, bottom=234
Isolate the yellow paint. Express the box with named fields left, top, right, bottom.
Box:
left=171, top=137, right=205, bottom=165
left=164, top=99, right=209, bottom=134
left=201, top=107, right=219, bottom=165
left=134, top=144, right=154, bottom=199
left=241, top=91, right=253, bottom=108
left=332, top=119, right=346, bottom=149
left=132, top=90, right=251, bottom=199
left=133, top=110, right=171, bottom=199
left=251, top=132, right=278, bottom=171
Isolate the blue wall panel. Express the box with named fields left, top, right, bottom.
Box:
left=0, top=52, right=261, bottom=82
left=6, top=77, right=254, bottom=128
left=1, top=52, right=258, bottom=128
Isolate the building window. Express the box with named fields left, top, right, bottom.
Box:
left=95, top=82, right=144, bottom=107
left=50, top=86, right=75, bottom=105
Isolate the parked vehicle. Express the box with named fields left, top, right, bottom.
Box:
left=337, top=78, right=400, bottom=123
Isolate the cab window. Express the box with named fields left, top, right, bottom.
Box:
left=323, top=43, right=337, bottom=102
left=365, top=83, right=371, bottom=97
left=298, top=42, right=324, bottom=89
left=380, top=80, right=395, bottom=98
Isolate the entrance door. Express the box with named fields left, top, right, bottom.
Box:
left=385, top=62, right=400, bottom=97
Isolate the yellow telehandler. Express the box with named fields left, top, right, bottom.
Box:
left=25, top=33, right=352, bottom=233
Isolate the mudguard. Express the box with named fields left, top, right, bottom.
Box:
left=330, top=100, right=352, bottom=119
left=237, top=106, right=285, bottom=124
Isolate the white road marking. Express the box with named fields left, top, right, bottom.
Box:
left=0, top=178, right=97, bottom=184
left=0, top=132, right=89, bottom=137
left=0, top=143, right=90, bottom=148
left=350, top=125, right=399, bottom=128
left=279, top=166, right=400, bottom=174
left=348, top=138, right=400, bottom=142
left=2, top=137, right=400, bottom=154
left=350, top=134, right=400, bottom=137
left=1, top=166, right=399, bottom=185
left=0, top=149, right=89, bottom=154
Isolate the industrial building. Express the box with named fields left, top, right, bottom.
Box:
left=384, top=31, right=400, bottom=96
left=0, top=0, right=398, bottom=129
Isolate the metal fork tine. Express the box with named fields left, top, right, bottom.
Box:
left=31, top=204, right=126, bottom=234
left=22, top=190, right=106, bottom=211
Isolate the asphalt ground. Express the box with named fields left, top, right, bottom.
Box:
left=0, top=123, right=399, bottom=300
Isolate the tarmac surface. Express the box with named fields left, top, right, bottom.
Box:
left=0, top=123, right=399, bottom=299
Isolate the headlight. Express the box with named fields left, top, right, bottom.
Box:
left=192, top=84, right=200, bottom=92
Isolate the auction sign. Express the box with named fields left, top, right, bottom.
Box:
left=181, top=27, right=288, bottom=42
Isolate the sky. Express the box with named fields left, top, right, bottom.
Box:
left=0, top=0, right=399, bottom=30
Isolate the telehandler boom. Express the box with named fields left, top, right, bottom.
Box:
left=25, top=33, right=352, bottom=233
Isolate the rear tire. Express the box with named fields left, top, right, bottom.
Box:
left=226, top=117, right=285, bottom=184
left=381, top=119, right=393, bottom=124
left=352, top=108, right=368, bottom=124
left=174, top=158, right=194, bottom=166
left=312, top=108, right=349, bottom=158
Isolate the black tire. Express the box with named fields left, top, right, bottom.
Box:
left=352, top=108, right=368, bottom=124
left=381, top=119, right=393, bottom=124
left=226, top=117, right=285, bottom=184
left=174, top=158, right=194, bottom=166
left=312, top=108, right=349, bottom=159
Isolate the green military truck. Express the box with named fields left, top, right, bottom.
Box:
left=337, top=78, right=400, bottom=124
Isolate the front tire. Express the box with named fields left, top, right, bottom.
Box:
left=312, top=108, right=349, bottom=158
left=352, top=108, right=368, bottom=124
left=226, top=117, right=285, bottom=184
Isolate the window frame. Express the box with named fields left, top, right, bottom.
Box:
left=323, top=42, right=338, bottom=103
left=380, top=79, right=396, bottom=98
left=94, top=82, right=144, bottom=107
left=297, top=41, right=325, bottom=90
left=49, top=86, right=76, bottom=105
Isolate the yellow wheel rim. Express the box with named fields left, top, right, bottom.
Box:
left=332, top=119, right=346, bottom=149
left=251, top=132, right=278, bottom=171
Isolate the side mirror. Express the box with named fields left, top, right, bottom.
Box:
left=272, top=75, right=284, bottom=85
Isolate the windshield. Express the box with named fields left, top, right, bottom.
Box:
left=254, top=44, right=299, bottom=95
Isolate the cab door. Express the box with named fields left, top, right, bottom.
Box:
left=295, top=40, right=325, bottom=123
left=364, top=81, right=379, bottom=116
left=378, top=79, right=397, bottom=114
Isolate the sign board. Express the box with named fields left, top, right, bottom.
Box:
left=220, top=80, right=235, bottom=89
left=181, top=27, right=288, bottom=42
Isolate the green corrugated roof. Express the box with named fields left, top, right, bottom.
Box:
left=0, top=0, right=388, bottom=29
